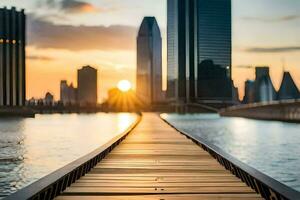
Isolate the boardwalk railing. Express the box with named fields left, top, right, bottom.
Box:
left=4, top=114, right=141, bottom=200
left=161, top=115, right=300, bottom=200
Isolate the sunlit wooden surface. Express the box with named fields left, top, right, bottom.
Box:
left=55, top=113, right=262, bottom=200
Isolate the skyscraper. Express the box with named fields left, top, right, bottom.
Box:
left=278, top=72, right=299, bottom=100
left=0, top=7, right=26, bottom=106
left=167, top=0, right=232, bottom=102
left=197, top=0, right=231, bottom=73
left=136, top=17, right=163, bottom=104
left=167, top=0, right=197, bottom=102
left=77, top=66, right=97, bottom=106
left=166, top=0, right=178, bottom=100
left=254, top=67, right=277, bottom=102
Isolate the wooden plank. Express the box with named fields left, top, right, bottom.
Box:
left=71, top=182, right=247, bottom=187
left=77, top=178, right=242, bottom=183
left=56, top=194, right=263, bottom=200
left=63, top=186, right=256, bottom=194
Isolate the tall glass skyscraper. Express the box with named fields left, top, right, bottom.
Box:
left=0, top=7, right=26, bottom=106
left=136, top=17, right=163, bottom=104
left=167, top=0, right=232, bottom=102
left=197, top=0, right=231, bottom=75
left=166, top=0, right=178, bottom=100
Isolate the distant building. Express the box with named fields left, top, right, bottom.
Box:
left=27, top=97, right=36, bottom=106
left=243, top=80, right=255, bottom=103
left=167, top=0, right=232, bottom=102
left=60, top=80, right=77, bottom=105
left=77, top=66, right=97, bottom=106
left=136, top=17, right=163, bottom=104
left=278, top=72, right=299, bottom=100
left=243, top=67, right=277, bottom=104
left=67, top=83, right=77, bottom=105
left=60, top=80, right=69, bottom=104
left=0, top=7, right=26, bottom=106
left=44, top=92, right=54, bottom=106
left=254, top=67, right=277, bottom=102
left=255, top=67, right=269, bottom=81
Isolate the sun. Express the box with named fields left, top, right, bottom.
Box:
left=117, top=80, right=132, bottom=92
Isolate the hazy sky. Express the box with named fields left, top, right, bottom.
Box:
left=1, top=0, right=300, bottom=101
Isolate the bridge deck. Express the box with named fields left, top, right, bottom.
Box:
left=55, top=113, right=262, bottom=200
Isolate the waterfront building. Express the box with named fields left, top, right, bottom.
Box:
left=278, top=72, right=299, bottom=100
left=242, top=67, right=278, bottom=104
left=136, top=17, right=163, bottom=105
left=60, top=80, right=77, bottom=105
left=44, top=92, right=54, bottom=106
left=0, top=7, right=26, bottom=106
left=77, top=66, right=97, bottom=106
left=60, top=80, right=69, bottom=105
left=243, top=80, right=255, bottom=104
left=254, top=67, right=277, bottom=102
left=167, top=0, right=232, bottom=102
left=167, top=0, right=198, bottom=102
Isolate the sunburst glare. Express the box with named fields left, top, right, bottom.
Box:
left=117, top=80, right=132, bottom=92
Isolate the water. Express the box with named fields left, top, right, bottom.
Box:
left=0, top=113, right=137, bottom=198
left=162, top=113, right=300, bottom=192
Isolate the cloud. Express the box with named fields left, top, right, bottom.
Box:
left=37, top=0, right=105, bottom=14
left=27, top=15, right=137, bottom=51
left=242, top=15, right=300, bottom=22
left=235, top=65, right=254, bottom=69
left=61, top=0, right=99, bottom=13
left=27, top=55, right=54, bottom=61
left=245, top=46, right=300, bottom=53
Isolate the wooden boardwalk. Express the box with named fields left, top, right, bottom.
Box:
left=55, top=113, right=262, bottom=200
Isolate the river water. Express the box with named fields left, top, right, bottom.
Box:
left=161, top=113, right=300, bottom=192
left=0, top=113, right=137, bottom=198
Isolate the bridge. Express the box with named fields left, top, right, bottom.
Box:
left=5, top=113, right=300, bottom=200
left=220, top=100, right=300, bottom=122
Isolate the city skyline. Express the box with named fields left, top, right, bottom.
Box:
left=0, top=0, right=300, bottom=102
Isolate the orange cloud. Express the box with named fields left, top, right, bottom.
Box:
left=27, top=15, right=137, bottom=51
left=61, top=0, right=99, bottom=13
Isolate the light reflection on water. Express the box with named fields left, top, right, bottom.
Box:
left=0, top=113, right=137, bottom=198
left=162, top=113, right=300, bottom=192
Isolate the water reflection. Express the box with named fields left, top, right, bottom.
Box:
left=162, top=114, right=300, bottom=192
left=117, top=113, right=135, bottom=132
left=0, top=113, right=137, bottom=198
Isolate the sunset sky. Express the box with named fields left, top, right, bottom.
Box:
left=1, top=0, right=300, bottom=102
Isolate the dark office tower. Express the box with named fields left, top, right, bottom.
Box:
left=137, top=17, right=163, bottom=104
left=0, top=7, right=26, bottom=106
left=278, top=72, right=299, bottom=100
left=167, top=0, right=232, bottom=102
left=197, top=0, right=231, bottom=75
left=197, top=0, right=232, bottom=100
left=77, top=66, right=97, bottom=106
left=167, top=0, right=179, bottom=100
left=167, top=0, right=197, bottom=102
